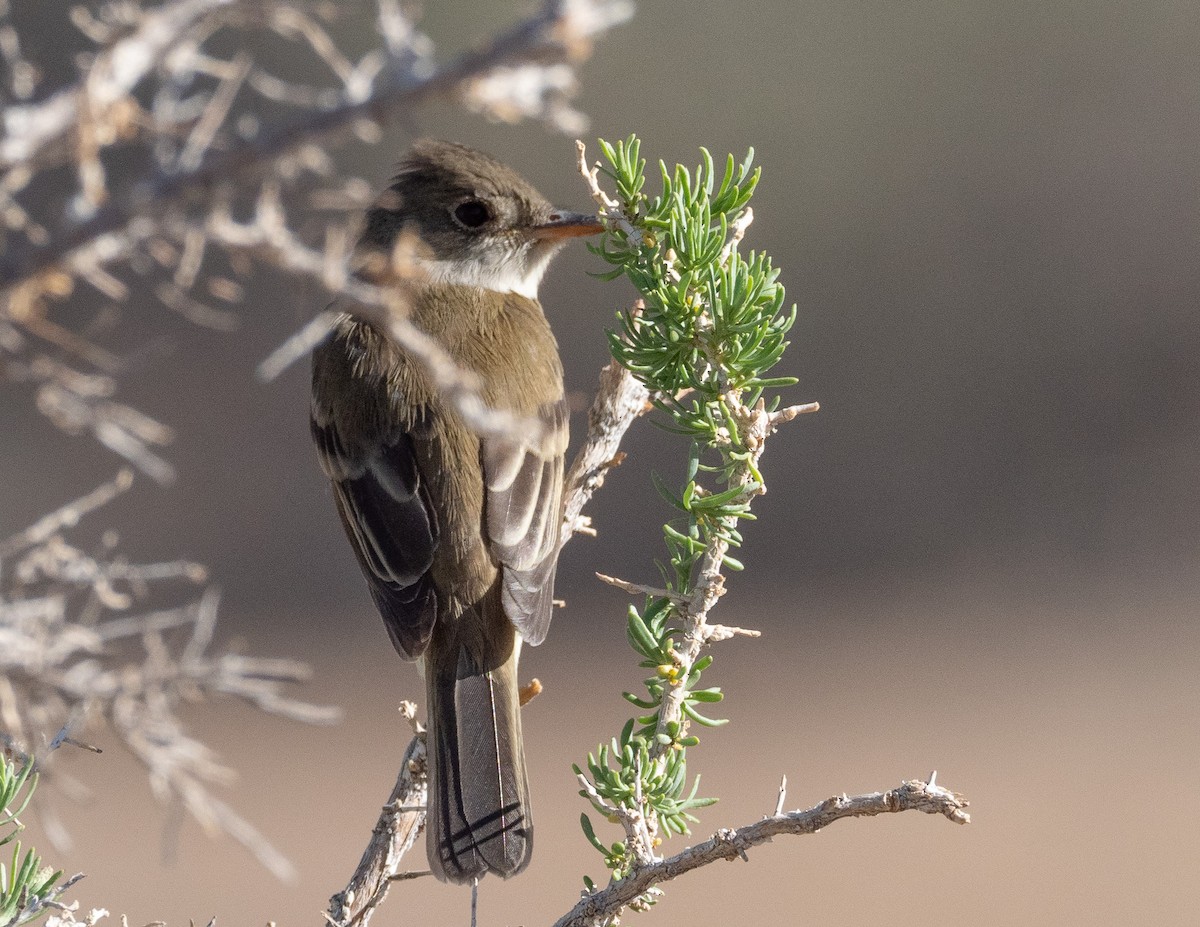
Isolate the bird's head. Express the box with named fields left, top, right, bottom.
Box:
left=360, top=139, right=603, bottom=299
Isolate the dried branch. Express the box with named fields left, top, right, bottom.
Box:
left=1, top=0, right=636, bottom=915
left=594, top=572, right=688, bottom=606
left=1, top=870, right=90, bottom=927
left=562, top=351, right=652, bottom=542
left=576, top=140, right=620, bottom=212
left=0, top=0, right=635, bottom=290
left=0, top=0, right=235, bottom=173
left=0, top=469, right=132, bottom=561
left=250, top=220, right=553, bottom=442
left=554, top=777, right=971, bottom=927
left=326, top=705, right=427, bottom=927
left=7, top=355, right=178, bottom=484
left=1, top=0, right=632, bottom=476
left=1, top=476, right=340, bottom=880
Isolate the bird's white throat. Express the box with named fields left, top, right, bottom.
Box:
left=416, top=242, right=559, bottom=300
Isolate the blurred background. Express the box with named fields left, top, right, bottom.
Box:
left=3, top=0, right=1200, bottom=924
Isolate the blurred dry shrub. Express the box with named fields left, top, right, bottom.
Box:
left=0, top=0, right=631, bottom=909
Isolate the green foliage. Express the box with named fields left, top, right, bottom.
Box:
left=573, top=716, right=717, bottom=880
left=577, top=135, right=797, bottom=893
left=0, top=757, right=63, bottom=926
left=0, top=760, right=37, bottom=849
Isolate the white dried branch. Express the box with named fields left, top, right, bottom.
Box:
left=9, top=533, right=201, bottom=612
left=18, top=359, right=177, bottom=484
left=3, top=871, right=90, bottom=927
left=701, top=623, right=761, bottom=642
left=375, top=0, right=415, bottom=57
left=769, top=400, right=821, bottom=426
left=255, top=309, right=338, bottom=382
left=173, top=226, right=205, bottom=288
left=554, top=778, right=970, bottom=927
left=0, top=0, right=235, bottom=172
left=463, top=63, right=586, bottom=134
left=0, top=0, right=633, bottom=294
left=153, top=281, right=240, bottom=330
left=325, top=705, right=428, bottom=927
left=1, top=479, right=340, bottom=881
left=562, top=348, right=652, bottom=544
left=176, top=51, right=252, bottom=171
left=268, top=6, right=359, bottom=90
left=594, top=571, right=688, bottom=606
left=0, top=0, right=634, bottom=909
left=717, top=206, right=753, bottom=266
left=0, top=469, right=132, bottom=560
left=575, top=139, right=633, bottom=235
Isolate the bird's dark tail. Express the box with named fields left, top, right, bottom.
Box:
left=425, top=619, right=532, bottom=883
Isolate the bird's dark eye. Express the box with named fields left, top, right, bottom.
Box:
left=453, top=200, right=492, bottom=228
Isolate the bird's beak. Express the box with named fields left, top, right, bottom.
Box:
left=532, top=210, right=605, bottom=241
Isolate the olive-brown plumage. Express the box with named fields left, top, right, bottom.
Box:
left=311, top=140, right=600, bottom=882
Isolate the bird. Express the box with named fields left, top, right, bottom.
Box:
left=310, top=139, right=602, bottom=882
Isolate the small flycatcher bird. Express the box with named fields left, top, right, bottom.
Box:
left=310, top=140, right=601, bottom=882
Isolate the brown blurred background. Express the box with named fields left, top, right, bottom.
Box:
left=4, top=0, right=1200, bottom=924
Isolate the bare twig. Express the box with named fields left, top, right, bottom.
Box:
left=326, top=707, right=428, bottom=927
left=1, top=477, right=340, bottom=881
left=575, top=139, right=628, bottom=231
left=770, top=400, right=821, bottom=427
left=717, top=206, right=753, bottom=265
left=3, top=1, right=633, bottom=482
left=562, top=352, right=652, bottom=543
left=0, top=0, right=235, bottom=172
left=3, top=353, right=178, bottom=483
left=0, top=469, right=132, bottom=560
left=176, top=51, right=252, bottom=172
left=209, top=189, right=549, bottom=442
left=0, top=0, right=635, bottom=290
left=0, top=0, right=635, bottom=914
left=255, top=310, right=339, bottom=383
left=701, top=624, right=761, bottom=642
left=554, top=778, right=971, bottom=927
left=2, top=871, right=89, bottom=926
left=595, top=572, right=688, bottom=606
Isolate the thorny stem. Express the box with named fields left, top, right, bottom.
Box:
left=652, top=394, right=767, bottom=753
left=554, top=777, right=970, bottom=927
left=572, top=136, right=828, bottom=915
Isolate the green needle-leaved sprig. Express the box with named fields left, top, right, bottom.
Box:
left=574, top=135, right=811, bottom=910
left=0, top=756, right=64, bottom=926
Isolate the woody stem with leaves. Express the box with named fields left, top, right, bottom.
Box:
left=573, top=136, right=819, bottom=903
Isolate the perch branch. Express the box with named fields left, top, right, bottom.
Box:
left=325, top=704, right=427, bottom=927
left=553, top=777, right=970, bottom=927
left=562, top=349, right=652, bottom=544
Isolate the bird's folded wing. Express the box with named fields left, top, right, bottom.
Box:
left=312, top=413, right=439, bottom=658
left=481, top=397, right=568, bottom=646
